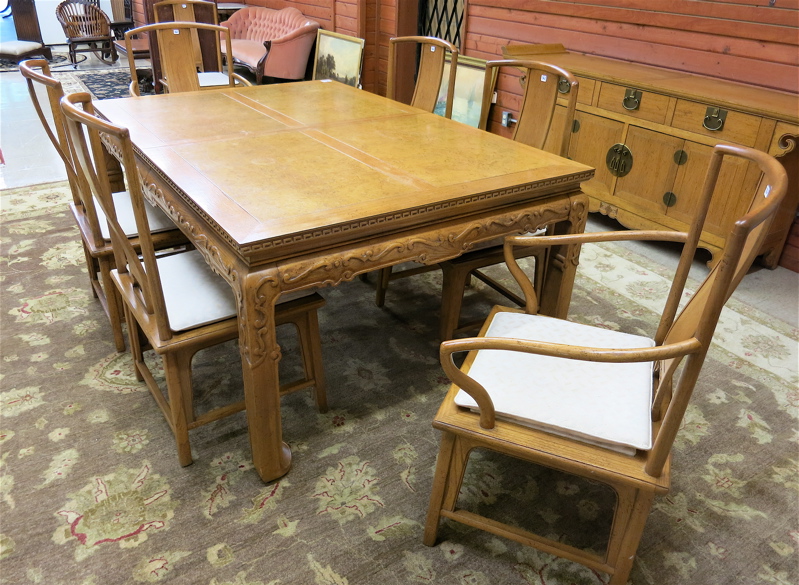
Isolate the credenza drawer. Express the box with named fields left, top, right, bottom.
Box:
left=597, top=82, right=670, bottom=124
left=672, top=99, right=762, bottom=146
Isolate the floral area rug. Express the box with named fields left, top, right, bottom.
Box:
left=0, top=181, right=797, bottom=585
left=0, top=52, right=86, bottom=72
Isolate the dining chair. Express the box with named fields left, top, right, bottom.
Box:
left=124, top=22, right=250, bottom=96
left=423, top=143, right=788, bottom=584
left=55, top=0, right=118, bottom=66
left=376, top=60, right=580, bottom=341
left=386, top=35, right=458, bottom=117
left=60, top=91, right=329, bottom=467
left=19, top=59, right=186, bottom=352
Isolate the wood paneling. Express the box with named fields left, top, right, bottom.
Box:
left=464, top=1, right=798, bottom=94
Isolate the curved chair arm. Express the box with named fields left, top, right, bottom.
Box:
left=502, top=230, right=691, bottom=314
left=232, top=72, right=252, bottom=87
left=440, top=334, right=702, bottom=430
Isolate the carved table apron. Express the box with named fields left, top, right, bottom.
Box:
left=95, top=81, right=594, bottom=483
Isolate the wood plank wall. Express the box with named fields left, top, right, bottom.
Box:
left=463, top=0, right=799, bottom=94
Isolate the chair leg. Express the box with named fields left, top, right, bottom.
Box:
left=605, top=487, right=655, bottom=585
left=301, top=309, right=328, bottom=412
left=438, top=261, right=474, bottom=341
left=163, top=351, right=195, bottom=467
left=97, top=257, right=126, bottom=352
left=424, top=432, right=471, bottom=546
left=124, top=306, right=145, bottom=382
left=375, top=267, right=392, bottom=307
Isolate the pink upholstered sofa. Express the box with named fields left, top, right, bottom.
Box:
left=221, top=6, right=320, bottom=84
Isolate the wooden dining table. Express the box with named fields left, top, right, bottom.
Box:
left=94, top=80, right=594, bottom=483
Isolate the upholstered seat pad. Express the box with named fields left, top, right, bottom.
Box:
left=198, top=72, right=231, bottom=87
left=454, top=311, right=655, bottom=454
left=157, top=251, right=315, bottom=332
left=223, top=40, right=264, bottom=68
left=96, top=191, right=176, bottom=239
left=157, top=250, right=237, bottom=332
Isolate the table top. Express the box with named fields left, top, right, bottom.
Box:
left=96, top=81, right=593, bottom=264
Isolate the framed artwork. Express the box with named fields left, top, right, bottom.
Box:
left=312, top=30, right=365, bottom=88
left=434, top=55, right=496, bottom=128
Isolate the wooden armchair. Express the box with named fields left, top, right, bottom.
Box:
left=377, top=60, right=579, bottom=341
left=60, top=92, right=328, bottom=467
left=125, top=22, right=250, bottom=96
left=387, top=35, right=458, bottom=116
left=424, top=144, right=788, bottom=584
left=19, top=59, right=186, bottom=351
left=55, top=0, right=118, bottom=66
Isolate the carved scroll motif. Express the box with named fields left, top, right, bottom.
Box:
left=239, top=272, right=283, bottom=368
left=777, top=133, right=797, bottom=155
left=278, top=199, right=575, bottom=290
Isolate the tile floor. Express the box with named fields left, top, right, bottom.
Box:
left=0, top=18, right=796, bottom=326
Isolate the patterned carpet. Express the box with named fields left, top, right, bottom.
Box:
left=0, top=182, right=797, bottom=585
left=0, top=52, right=86, bottom=72
left=55, top=68, right=149, bottom=100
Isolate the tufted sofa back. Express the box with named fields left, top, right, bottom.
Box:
left=222, top=6, right=314, bottom=42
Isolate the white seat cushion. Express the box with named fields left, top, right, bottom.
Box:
left=454, top=311, right=655, bottom=455
left=157, top=250, right=237, bottom=332
left=157, top=251, right=315, bottom=332
left=96, top=191, right=176, bottom=239
left=0, top=40, right=44, bottom=56
left=198, top=71, right=232, bottom=88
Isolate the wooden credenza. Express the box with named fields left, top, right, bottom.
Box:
left=506, top=46, right=799, bottom=268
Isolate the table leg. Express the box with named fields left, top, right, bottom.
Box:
left=238, top=271, right=291, bottom=482
left=538, top=194, right=588, bottom=318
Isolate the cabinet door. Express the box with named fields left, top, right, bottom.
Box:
left=567, top=111, right=623, bottom=200
left=669, top=141, right=759, bottom=243
left=613, top=126, right=684, bottom=217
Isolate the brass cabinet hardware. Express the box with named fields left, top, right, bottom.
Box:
left=606, top=143, right=633, bottom=177
left=703, top=107, right=727, bottom=131
left=673, top=150, right=688, bottom=165
left=572, top=119, right=580, bottom=133
left=558, top=78, right=571, bottom=94
left=622, top=88, right=642, bottom=111
left=662, top=192, right=678, bottom=207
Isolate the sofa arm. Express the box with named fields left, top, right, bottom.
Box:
left=261, top=22, right=319, bottom=80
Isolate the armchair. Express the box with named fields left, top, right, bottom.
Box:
left=424, top=144, right=788, bottom=584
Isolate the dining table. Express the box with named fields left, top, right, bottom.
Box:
left=94, top=80, right=594, bottom=483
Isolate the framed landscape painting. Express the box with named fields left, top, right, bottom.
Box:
left=313, top=30, right=365, bottom=88
left=434, top=55, right=495, bottom=127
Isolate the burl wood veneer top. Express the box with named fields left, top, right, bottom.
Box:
left=96, top=81, right=593, bottom=260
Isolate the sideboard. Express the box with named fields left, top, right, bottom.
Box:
left=503, top=45, right=798, bottom=268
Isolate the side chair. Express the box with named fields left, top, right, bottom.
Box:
left=124, top=22, right=250, bottom=96
left=376, top=60, right=580, bottom=341
left=423, top=143, right=788, bottom=584
left=20, top=59, right=186, bottom=352
left=60, top=92, right=328, bottom=467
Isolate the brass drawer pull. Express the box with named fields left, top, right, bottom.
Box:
left=663, top=192, right=678, bottom=207
left=622, top=89, right=642, bottom=111
left=558, top=78, right=571, bottom=94
left=606, top=143, right=633, bottom=177
left=703, top=107, right=727, bottom=131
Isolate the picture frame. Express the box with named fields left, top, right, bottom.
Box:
left=434, top=55, right=497, bottom=128
left=312, top=30, right=366, bottom=88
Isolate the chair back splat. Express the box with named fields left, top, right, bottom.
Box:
left=387, top=35, right=458, bottom=118
left=425, top=143, right=788, bottom=585
left=60, top=92, right=328, bottom=467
